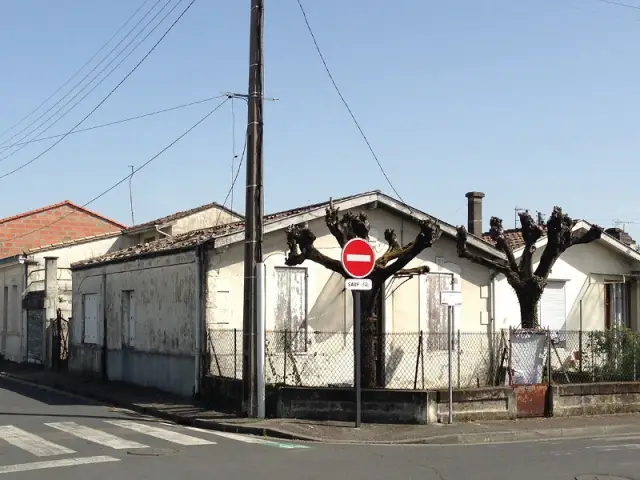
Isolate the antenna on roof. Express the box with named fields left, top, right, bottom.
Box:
left=613, top=219, right=639, bottom=232
left=514, top=207, right=527, bottom=229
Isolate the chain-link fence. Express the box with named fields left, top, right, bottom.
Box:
left=205, top=327, right=640, bottom=388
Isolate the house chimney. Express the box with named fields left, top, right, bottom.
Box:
left=605, top=227, right=635, bottom=247
left=465, top=191, right=485, bottom=236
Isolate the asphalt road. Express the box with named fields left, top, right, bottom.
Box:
left=1, top=377, right=639, bottom=479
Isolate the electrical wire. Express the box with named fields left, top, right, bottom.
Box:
left=8, top=97, right=229, bottom=243
left=215, top=132, right=247, bottom=226
left=595, top=0, right=640, bottom=10
left=0, top=0, right=155, bottom=141
left=0, top=0, right=198, bottom=181
left=1, top=95, right=225, bottom=149
left=0, top=0, right=168, bottom=152
left=0, top=0, right=180, bottom=162
left=295, top=0, right=405, bottom=203
left=230, top=98, right=237, bottom=212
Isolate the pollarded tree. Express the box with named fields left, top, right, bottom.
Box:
left=285, top=200, right=441, bottom=389
left=455, top=207, right=603, bottom=329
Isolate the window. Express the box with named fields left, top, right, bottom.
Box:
left=82, top=294, right=99, bottom=344
left=605, top=282, right=631, bottom=330
left=540, top=281, right=566, bottom=345
left=426, top=273, right=449, bottom=351
left=274, top=267, right=307, bottom=353
left=11, top=285, right=17, bottom=331
left=143, top=236, right=155, bottom=244
left=121, top=290, right=135, bottom=347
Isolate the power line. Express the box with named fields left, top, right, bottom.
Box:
left=0, top=0, right=179, bottom=163
left=1, top=95, right=225, bottom=149
left=0, top=0, right=198, bottom=181
left=8, top=97, right=229, bottom=243
left=595, top=0, right=640, bottom=10
left=295, top=0, right=405, bottom=203
left=0, top=0, right=155, bottom=141
left=0, top=0, right=168, bottom=152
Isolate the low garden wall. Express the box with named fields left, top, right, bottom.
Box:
left=201, top=376, right=640, bottom=423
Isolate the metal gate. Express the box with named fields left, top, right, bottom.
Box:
left=26, top=309, right=44, bottom=364
left=51, top=309, right=68, bottom=371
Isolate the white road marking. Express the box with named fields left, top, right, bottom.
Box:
left=0, top=425, right=75, bottom=457
left=45, top=422, right=148, bottom=450
left=0, top=456, right=119, bottom=475
left=104, top=420, right=215, bottom=446
left=346, top=254, right=371, bottom=263
left=185, top=426, right=310, bottom=449
left=588, top=444, right=640, bottom=451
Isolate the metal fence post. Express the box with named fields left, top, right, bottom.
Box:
left=234, top=328, right=238, bottom=379
left=420, top=331, right=425, bottom=390
left=457, top=329, right=461, bottom=388
left=283, top=330, right=288, bottom=385
left=547, top=329, right=552, bottom=385
left=634, top=332, right=637, bottom=382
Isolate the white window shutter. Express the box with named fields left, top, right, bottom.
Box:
left=540, top=281, right=566, bottom=331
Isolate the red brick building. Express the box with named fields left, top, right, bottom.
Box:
left=0, top=201, right=126, bottom=258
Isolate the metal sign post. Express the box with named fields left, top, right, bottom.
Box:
left=441, top=290, right=462, bottom=425
left=341, top=239, right=375, bottom=429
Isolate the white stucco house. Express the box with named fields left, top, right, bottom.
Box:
left=0, top=200, right=242, bottom=368
left=67, top=190, right=640, bottom=397
left=67, top=191, right=506, bottom=395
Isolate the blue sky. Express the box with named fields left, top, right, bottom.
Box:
left=1, top=0, right=640, bottom=239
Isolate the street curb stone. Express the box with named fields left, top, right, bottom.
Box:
left=4, top=372, right=640, bottom=445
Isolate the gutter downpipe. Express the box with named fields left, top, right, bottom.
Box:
left=101, top=273, right=108, bottom=381
left=194, top=245, right=204, bottom=396
left=489, top=271, right=499, bottom=382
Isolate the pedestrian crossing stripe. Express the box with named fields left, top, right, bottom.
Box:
left=0, top=421, right=309, bottom=458
left=45, top=422, right=148, bottom=450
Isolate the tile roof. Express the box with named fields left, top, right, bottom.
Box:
left=72, top=191, right=381, bottom=268
left=481, top=224, right=591, bottom=251
left=0, top=200, right=126, bottom=229
left=123, top=202, right=243, bottom=234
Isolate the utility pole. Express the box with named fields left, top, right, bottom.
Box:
left=241, top=0, right=264, bottom=417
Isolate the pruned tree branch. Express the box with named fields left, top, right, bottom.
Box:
left=285, top=223, right=344, bottom=275
left=487, top=216, right=519, bottom=272
left=535, top=206, right=603, bottom=279
left=395, top=265, right=431, bottom=277
left=571, top=225, right=604, bottom=247
left=518, top=211, right=543, bottom=278
left=456, top=226, right=521, bottom=285
left=325, top=199, right=347, bottom=247
left=379, top=219, right=442, bottom=280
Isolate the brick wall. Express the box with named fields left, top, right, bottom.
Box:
left=0, top=203, right=123, bottom=257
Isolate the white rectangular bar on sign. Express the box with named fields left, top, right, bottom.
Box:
left=440, top=290, right=462, bottom=306
left=345, top=279, right=372, bottom=291
left=346, top=254, right=371, bottom=263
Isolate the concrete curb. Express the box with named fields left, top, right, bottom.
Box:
left=4, top=372, right=640, bottom=446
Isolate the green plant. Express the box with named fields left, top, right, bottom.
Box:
left=586, top=328, right=640, bottom=382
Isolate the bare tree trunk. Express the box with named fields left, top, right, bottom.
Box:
left=516, top=283, right=543, bottom=329
left=353, top=290, right=378, bottom=389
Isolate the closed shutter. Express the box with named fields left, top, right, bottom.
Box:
left=540, top=281, right=566, bottom=331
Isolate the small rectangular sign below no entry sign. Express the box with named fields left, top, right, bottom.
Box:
left=345, top=278, right=372, bottom=291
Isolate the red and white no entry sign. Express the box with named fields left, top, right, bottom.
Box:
left=341, top=238, right=375, bottom=279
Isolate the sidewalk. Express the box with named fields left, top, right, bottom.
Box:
left=3, top=362, right=640, bottom=445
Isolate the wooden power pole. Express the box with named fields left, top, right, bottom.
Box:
left=241, top=0, right=265, bottom=417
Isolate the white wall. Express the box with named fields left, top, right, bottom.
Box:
left=173, top=206, right=241, bottom=235
left=493, top=240, right=639, bottom=332
left=70, top=251, right=197, bottom=395
left=204, top=205, right=495, bottom=389
left=0, top=262, right=25, bottom=362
